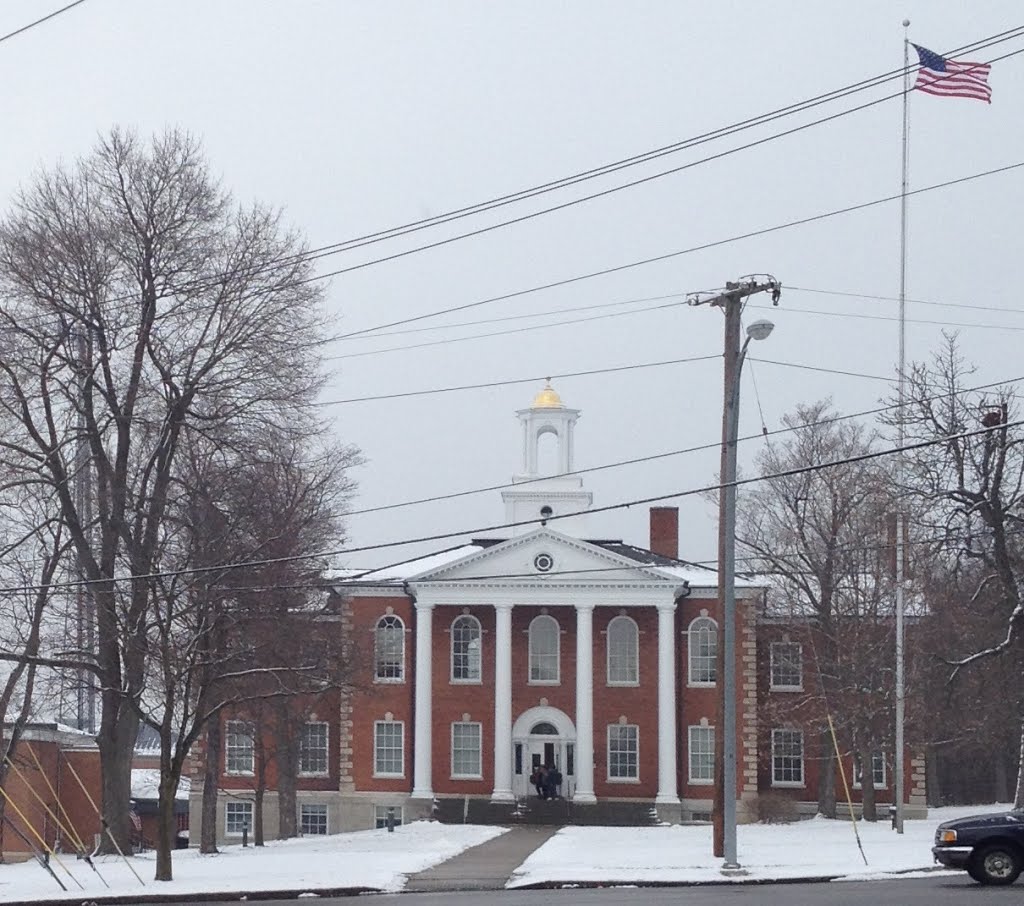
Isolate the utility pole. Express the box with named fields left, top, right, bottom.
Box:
left=689, top=276, right=780, bottom=871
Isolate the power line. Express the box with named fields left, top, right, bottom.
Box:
left=317, top=354, right=719, bottom=405
left=0, top=0, right=87, bottom=46
left=326, top=158, right=1024, bottom=343
left=84, top=30, right=1024, bottom=319
left=338, top=373, right=1024, bottom=519
left=6, top=411, right=1021, bottom=595
left=788, top=285, right=1024, bottom=317
left=748, top=301, right=1024, bottom=333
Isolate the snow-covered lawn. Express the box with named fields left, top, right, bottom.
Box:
left=0, top=821, right=505, bottom=903
left=507, top=804, right=1012, bottom=887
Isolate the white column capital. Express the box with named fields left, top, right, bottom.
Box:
left=493, top=601, right=514, bottom=613
left=414, top=599, right=435, bottom=612
left=574, top=602, right=595, bottom=614
left=656, top=599, right=678, bottom=613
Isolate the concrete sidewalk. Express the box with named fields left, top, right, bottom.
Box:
left=404, top=826, right=558, bottom=892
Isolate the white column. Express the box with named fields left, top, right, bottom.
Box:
left=574, top=603, right=596, bottom=802
left=656, top=600, right=679, bottom=804
left=411, top=600, right=434, bottom=799
left=492, top=603, right=514, bottom=801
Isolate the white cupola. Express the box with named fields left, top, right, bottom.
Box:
left=501, top=381, right=593, bottom=536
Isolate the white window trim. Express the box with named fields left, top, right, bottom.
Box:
left=852, top=752, right=887, bottom=790
left=606, top=615, right=640, bottom=687
left=374, top=615, right=406, bottom=684
left=450, top=614, right=483, bottom=685
left=299, top=803, right=329, bottom=835
left=769, top=641, right=804, bottom=692
left=606, top=723, right=640, bottom=783
left=686, top=617, right=718, bottom=688
left=224, top=800, right=254, bottom=837
left=450, top=721, right=484, bottom=780
left=373, top=720, right=405, bottom=778
left=687, top=725, right=715, bottom=786
left=224, top=720, right=255, bottom=777
left=298, top=721, right=330, bottom=777
left=373, top=805, right=404, bottom=829
left=528, top=614, right=561, bottom=686
left=771, top=728, right=805, bottom=788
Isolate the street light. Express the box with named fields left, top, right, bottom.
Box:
left=721, top=316, right=775, bottom=871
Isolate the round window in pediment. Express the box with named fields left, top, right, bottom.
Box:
left=534, top=552, right=554, bottom=573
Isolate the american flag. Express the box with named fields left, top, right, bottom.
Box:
left=912, top=44, right=992, bottom=103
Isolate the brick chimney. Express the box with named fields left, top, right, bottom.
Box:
left=649, top=506, right=679, bottom=560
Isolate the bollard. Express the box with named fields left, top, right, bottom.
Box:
left=889, top=805, right=897, bottom=830
left=386, top=807, right=396, bottom=833
left=242, top=823, right=249, bottom=847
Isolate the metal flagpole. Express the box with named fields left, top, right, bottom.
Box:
left=894, top=17, right=911, bottom=836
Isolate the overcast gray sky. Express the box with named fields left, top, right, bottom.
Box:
left=2, top=0, right=1021, bottom=569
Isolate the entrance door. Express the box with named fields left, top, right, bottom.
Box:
left=511, top=708, right=577, bottom=798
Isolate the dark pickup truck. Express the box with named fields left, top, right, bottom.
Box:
left=933, top=809, right=1024, bottom=885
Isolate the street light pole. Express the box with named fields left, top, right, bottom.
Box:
left=689, top=277, right=779, bottom=872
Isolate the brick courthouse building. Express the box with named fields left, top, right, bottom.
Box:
left=191, top=384, right=925, bottom=840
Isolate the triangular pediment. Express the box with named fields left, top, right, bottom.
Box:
left=405, top=528, right=676, bottom=587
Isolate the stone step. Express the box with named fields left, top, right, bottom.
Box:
left=433, top=796, right=659, bottom=827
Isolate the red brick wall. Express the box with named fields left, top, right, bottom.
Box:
left=349, top=595, right=415, bottom=792
left=593, top=607, right=658, bottom=799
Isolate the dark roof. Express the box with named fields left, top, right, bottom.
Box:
left=589, top=540, right=717, bottom=573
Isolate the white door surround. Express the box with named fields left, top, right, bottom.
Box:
left=512, top=705, right=577, bottom=800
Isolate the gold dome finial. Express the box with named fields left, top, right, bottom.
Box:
left=532, top=379, right=564, bottom=409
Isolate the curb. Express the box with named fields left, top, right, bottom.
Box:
left=0, top=885, right=380, bottom=906
left=507, top=865, right=952, bottom=891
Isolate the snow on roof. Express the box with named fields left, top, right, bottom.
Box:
left=589, top=541, right=763, bottom=590
left=131, top=768, right=190, bottom=801
left=336, top=541, right=501, bottom=584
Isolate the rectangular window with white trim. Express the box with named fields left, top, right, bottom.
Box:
left=300, top=804, right=328, bottom=835
left=299, top=721, right=329, bottom=776
left=607, top=724, right=639, bottom=781
left=374, top=805, right=404, bottom=829
left=373, top=721, right=404, bottom=777
left=771, top=728, right=804, bottom=787
left=225, top=720, right=255, bottom=775
left=853, top=751, right=887, bottom=789
left=770, top=641, right=803, bottom=690
left=688, top=725, right=715, bottom=784
left=225, top=800, right=253, bottom=836
left=451, top=721, right=483, bottom=779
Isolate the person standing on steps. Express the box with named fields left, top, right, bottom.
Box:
left=547, top=764, right=563, bottom=800
left=531, top=764, right=548, bottom=799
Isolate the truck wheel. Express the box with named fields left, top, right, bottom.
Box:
left=970, top=843, right=1022, bottom=885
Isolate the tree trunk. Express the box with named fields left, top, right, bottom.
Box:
left=276, top=706, right=298, bottom=840
left=994, top=752, right=1010, bottom=804
left=200, top=719, right=221, bottom=853
left=860, top=747, right=877, bottom=822
left=925, top=746, right=942, bottom=808
left=155, top=771, right=178, bottom=881
left=817, top=729, right=836, bottom=818
left=96, top=704, right=138, bottom=855
left=1014, top=716, right=1024, bottom=810
left=254, top=786, right=265, bottom=847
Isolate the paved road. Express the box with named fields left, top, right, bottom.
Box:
left=158, top=876, right=1021, bottom=905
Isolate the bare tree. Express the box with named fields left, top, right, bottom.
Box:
left=0, top=128, right=330, bottom=855
left=894, top=336, right=1024, bottom=807
left=739, top=400, right=901, bottom=817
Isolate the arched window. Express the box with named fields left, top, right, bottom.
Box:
left=528, top=615, right=560, bottom=683
left=451, top=615, right=482, bottom=682
left=530, top=722, right=559, bottom=735
left=687, top=615, right=717, bottom=685
left=607, top=615, right=639, bottom=685
left=374, top=615, right=405, bottom=682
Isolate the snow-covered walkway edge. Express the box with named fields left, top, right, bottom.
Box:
left=507, top=805, right=1010, bottom=888
left=0, top=822, right=505, bottom=903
